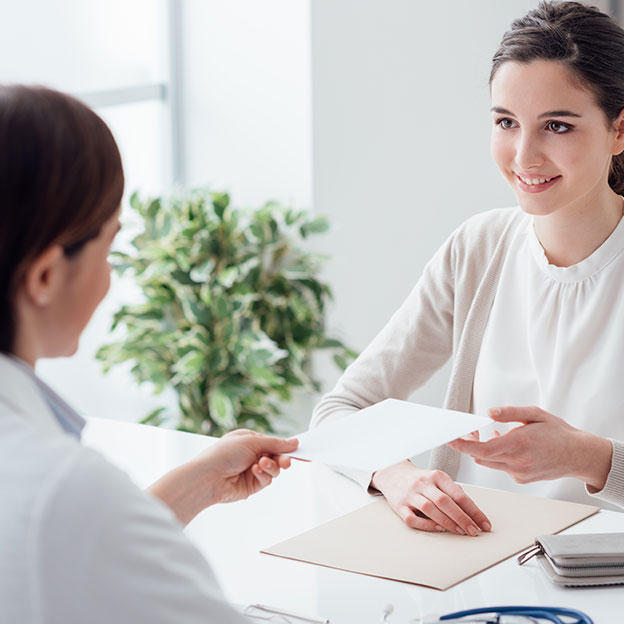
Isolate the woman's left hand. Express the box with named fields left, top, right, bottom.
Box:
left=448, top=406, right=612, bottom=490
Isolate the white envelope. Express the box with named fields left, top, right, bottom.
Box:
left=290, top=398, right=492, bottom=473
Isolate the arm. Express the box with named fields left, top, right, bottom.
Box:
left=148, top=430, right=298, bottom=526
left=311, top=230, right=491, bottom=535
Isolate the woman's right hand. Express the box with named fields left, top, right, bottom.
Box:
left=371, top=460, right=491, bottom=536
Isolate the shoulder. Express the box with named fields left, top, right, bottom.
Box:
left=429, top=207, right=528, bottom=280
left=451, top=206, right=526, bottom=251
left=422, top=207, right=526, bottom=278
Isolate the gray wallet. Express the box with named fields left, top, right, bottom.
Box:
left=518, top=533, right=624, bottom=587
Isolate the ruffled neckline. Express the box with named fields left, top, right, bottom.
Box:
left=527, top=213, right=624, bottom=284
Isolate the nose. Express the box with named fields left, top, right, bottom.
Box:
left=514, top=130, right=544, bottom=170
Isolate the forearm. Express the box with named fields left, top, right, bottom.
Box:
left=147, top=460, right=218, bottom=527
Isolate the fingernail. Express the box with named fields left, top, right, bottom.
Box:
left=435, top=525, right=445, bottom=532
left=468, top=526, right=478, bottom=537
left=456, top=526, right=465, bottom=535
left=490, top=408, right=502, bottom=417
left=482, top=521, right=491, bottom=531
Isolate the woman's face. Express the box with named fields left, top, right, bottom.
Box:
left=51, top=209, right=121, bottom=357
left=490, top=59, right=621, bottom=217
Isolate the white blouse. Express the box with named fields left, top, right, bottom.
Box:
left=465, top=212, right=624, bottom=509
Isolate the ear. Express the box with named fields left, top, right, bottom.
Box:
left=612, top=108, right=624, bottom=156
left=20, top=245, right=66, bottom=307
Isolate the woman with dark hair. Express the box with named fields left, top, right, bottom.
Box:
left=0, top=85, right=296, bottom=623
left=313, top=1, right=624, bottom=536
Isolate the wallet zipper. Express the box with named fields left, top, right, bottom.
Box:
left=518, top=543, right=624, bottom=572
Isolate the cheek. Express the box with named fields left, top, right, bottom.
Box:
left=557, top=133, right=610, bottom=177
left=97, top=260, right=112, bottom=302
left=490, top=131, right=511, bottom=171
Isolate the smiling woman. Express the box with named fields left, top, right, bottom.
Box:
left=311, top=0, right=624, bottom=536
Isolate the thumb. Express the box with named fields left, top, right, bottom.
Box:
left=489, top=405, right=546, bottom=424
left=253, top=435, right=299, bottom=456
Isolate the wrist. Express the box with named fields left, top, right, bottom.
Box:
left=148, top=460, right=219, bottom=526
left=574, top=431, right=613, bottom=492
left=371, top=459, right=411, bottom=491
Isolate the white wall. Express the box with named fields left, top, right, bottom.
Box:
left=310, top=0, right=548, bottom=406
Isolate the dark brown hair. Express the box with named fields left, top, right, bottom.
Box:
left=0, top=85, right=124, bottom=353
left=490, top=1, right=624, bottom=194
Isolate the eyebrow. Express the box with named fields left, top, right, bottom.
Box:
left=491, top=106, right=582, bottom=119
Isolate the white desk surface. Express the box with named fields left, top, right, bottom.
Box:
left=83, top=417, right=624, bottom=624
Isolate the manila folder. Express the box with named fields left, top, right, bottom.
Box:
left=261, top=484, right=599, bottom=590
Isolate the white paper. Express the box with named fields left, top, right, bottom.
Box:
left=290, top=399, right=492, bottom=473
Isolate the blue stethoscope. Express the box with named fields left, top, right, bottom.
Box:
left=428, top=605, right=593, bottom=624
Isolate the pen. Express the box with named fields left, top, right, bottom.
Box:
left=245, top=603, right=329, bottom=624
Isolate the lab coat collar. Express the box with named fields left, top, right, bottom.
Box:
left=0, top=353, right=79, bottom=437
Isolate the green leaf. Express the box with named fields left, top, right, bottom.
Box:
left=332, top=353, right=349, bottom=371
left=172, top=350, right=205, bottom=378
left=250, top=365, right=283, bottom=386
left=208, top=386, right=236, bottom=429
left=213, top=295, right=229, bottom=318
left=190, top=260, right=216, bottom=283
left=141, top=406, right=167, bottom=426
left=300, top=216, right=329, bottom=238
left=213, top=193, right=230, bottom=220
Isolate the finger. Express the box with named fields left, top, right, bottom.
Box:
left=434, top=476, right=492, bottom=532
left=410, top=492, right=470, bottom=535
left=253, top=436, right=299, bottom=455
left=452, top=430, right=480, bottom=443
left=258, top=456, right=281, bottom=478
left=277, top=455, right=292, bottom=469
left=489, top=405, right=547, bottom=424
left=397, top=504, right=445, bottom=532
left=449, top=433, right=517, bottom=461
left=473, top=457, right=511, bottom=471
left=419, top=486, right=482, bottom=535
left=252, top=464, right=272, bottom=489
left=472, top=458, right=532, bottom=483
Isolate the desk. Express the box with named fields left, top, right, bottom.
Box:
left=83, top=417, right=624, bottom=624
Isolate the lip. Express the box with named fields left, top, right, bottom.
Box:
left=514, top=173, right=561, bottom=193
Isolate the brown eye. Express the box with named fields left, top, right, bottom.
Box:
left=497, top=118, right=516, bottom=129
left=547, top=121, right=571, bottom=134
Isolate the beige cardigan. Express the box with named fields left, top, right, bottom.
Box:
left=311, top=207, right=624, bottom=508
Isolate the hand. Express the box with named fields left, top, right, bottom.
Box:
left=197, top=429, right=298, bottom=504
left=448, top=406, right=612, bottom=490
left=371, top=460, right=491, bottom=536
left=148, top=429, right=298, bottom=525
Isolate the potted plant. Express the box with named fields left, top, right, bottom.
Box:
left=97, top=190, right=356, bottom=436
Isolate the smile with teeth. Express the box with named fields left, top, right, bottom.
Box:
left=516, top=174, right=558, bottom=185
